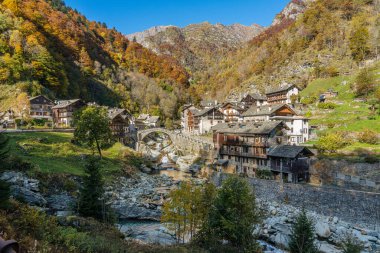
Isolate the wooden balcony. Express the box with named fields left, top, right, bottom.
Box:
left=220, top=149, right=267, bottom=159
left=222, top=140, right=268, bottom=147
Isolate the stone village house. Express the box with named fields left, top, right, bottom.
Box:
left=108, top=108, right=135, bottom=145
left=52, top=99, right=86, bottom=127
left=29, top=95, right=55, bottom=121
left=266, top=83, right=299, bottom=105
left=212, top=121, right=313, bottom=183
left=242, top=103, right=309, bottom=145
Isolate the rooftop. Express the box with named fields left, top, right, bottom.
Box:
left=242, top=103, right=292, bottom=117
left=266, top=83, right=296, bottom=95
left=52, top=99, right=82, bottom=109
left=212, top=120, right=284, bottom=135
left=268, top=145, right=314, bottom=158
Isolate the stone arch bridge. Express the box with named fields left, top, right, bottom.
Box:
left=136, top=128, right=214, bottom=155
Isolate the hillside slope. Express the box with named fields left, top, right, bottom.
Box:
left=0, top=0, right=189, bottom=118
left=127, top=22, right=264, bottom=73
left=192, top=0, right=380, bottom=100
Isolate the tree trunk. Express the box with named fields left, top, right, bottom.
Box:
left=95, top=138, right=102, bottom=158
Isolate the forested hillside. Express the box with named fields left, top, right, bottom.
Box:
left=0, top=0, right=189, bottom=119
left=192, top=0, right=380, bottom=100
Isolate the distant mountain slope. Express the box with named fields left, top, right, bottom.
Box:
left=0, top=0, right=190, bottom=119
left=126, top=22, right=264, bottom=73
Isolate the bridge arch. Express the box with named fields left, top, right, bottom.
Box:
left=136, top=128, right=213, bottom=154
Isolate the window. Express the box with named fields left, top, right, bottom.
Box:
left=224, top=135, right=227, bottom=141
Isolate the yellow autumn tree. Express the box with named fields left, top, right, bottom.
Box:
left=14, top=92, right=30, bottom=120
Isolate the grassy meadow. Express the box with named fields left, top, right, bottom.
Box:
left=3, top=132, right=131, bottom=177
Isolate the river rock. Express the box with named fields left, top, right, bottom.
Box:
left=315, top=221, right=331, bottom=239
left=120, top=222, right=176, bottom=246
left=319, top=242, right=340, bottom=253
left=273, top=233, right=290, bottom=248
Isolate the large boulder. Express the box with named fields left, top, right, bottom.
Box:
left=112, top=201, right=161, bottom=220
left=272, top=232, right=290, bottom=248
left=120, top=223, right=176, bottom=246
left=315, top=221, right=331, bottom=239
left=10, top=185, right=47, bottom=206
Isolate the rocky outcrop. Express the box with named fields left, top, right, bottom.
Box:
left=272, top=0, right=315, bottom=26
left=119, top=222, right=176, bottom=246
left=106, top=173, right=177, bottom=220
left=0, top=171, right=77, bottom=215
left=256, top=200, right=380, bottom=253
left=1, top=171, right=47, bottom=206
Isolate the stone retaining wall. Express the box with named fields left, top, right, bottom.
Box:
left=213, top=173, right=380, bottom=231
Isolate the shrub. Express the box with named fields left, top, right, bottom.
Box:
left=318, top=102, right=337, bottom=109
left=301, top=96, right=317, bottom=105
left=3, top=155, right=34, bottom=171
left=340, top=235, right=364, bottom=253
left=363, top=155, right=379, bottom=164
left=357, top=129, right=378, bottom=144
left=315, top=132, right=352, bottom=153
left=256, top=168, right=273, bottom=179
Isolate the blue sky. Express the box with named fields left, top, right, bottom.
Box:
left=64, top=0, right=290, bottom=35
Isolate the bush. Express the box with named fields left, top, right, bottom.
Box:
left=3, top=155, right=34, bottom=171
left=340, top=235, right=364, bottom=253
left=318, top=102, right=337, bottom=109
left=357, top=129, right=379, bottom=144
left=301, top=96, right=317, bottom=105
left=31, top=118, right=49, bottom=127
left=363, top=155, right=379, bottom=164
left=256, top=168, right=273, bottom=179
left=315, top=132, right=352, bottom=153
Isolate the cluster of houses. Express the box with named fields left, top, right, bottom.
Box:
left=0, top=95, right=159, bottom=145
left=182, top=83, right=314, bottom=183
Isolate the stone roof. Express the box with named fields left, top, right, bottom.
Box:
left=137, top=114, right=149, bottom=120
left=266, top=83, right=295, bottom=95
left=108, top=108, right=128, bottom=120
left=147, top=116, right=160, bottom=123
left=212, top=120, right=284, bottom=135
left=242, top=104, right=289, bottom=117
left=194, top=107, right=221, bottom=117
left=29, top=95, right=54, bottom=105
left=243, top=93, right=267, bottom=101
left=52, top=99, right=82, bottom=109
left=268, top=145, right=313, bottom=158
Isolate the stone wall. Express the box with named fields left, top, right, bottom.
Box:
left=309, top=159, right=380, bottom=191
left=213, top=173, right=380, bottom=231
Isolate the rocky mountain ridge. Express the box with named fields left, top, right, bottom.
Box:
left=126, top=22, right=265, bottom=72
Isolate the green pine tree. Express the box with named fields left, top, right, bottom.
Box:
left=200, top=176, right=261, bottom=252
left=289, top=209, right=318, bottom=253
left=78, top=157, right=106, bottom=221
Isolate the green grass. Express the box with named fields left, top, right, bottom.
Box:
left=4, top=132, right=128, bottom=177
left=301, top=66, right=380, bottom=156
